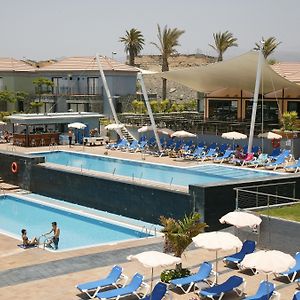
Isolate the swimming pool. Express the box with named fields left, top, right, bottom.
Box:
left=0, top=194, right=152, bottom=251
left=37, top=151, right=279, bottom=187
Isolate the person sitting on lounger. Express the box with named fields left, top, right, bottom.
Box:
left=44, top=222, right=60, bottom=250
left=21, top=229, right=38, bottom=247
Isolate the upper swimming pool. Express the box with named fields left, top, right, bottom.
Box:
left=0, top=194, right=152, bottom=251
left=35, top=151, right=279, bottom=187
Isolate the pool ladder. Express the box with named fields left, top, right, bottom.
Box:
left=139, top=225, right=157, bottom=237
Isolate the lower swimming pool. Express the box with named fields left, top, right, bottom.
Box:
left=0, top=194, right=152, bottom=251
left=36, top=151, right=279, bottom=187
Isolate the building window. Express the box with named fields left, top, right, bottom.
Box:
left=208, top=99, right=238, bottom=121
left=87, top=77, right=99, bottom=95
left=245, top=100, right=279, bottom=122
left=67, top=103, right=89, bottom=112
left=287, top=101, right=300, bottom=116
left=52, top=77, right=63, bottom=94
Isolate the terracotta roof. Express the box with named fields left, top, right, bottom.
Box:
left=0, top=58, right=36, bottom=71
left=271, top=62, right=300, bottom=83
left=38, top=56, right=138, bottom=72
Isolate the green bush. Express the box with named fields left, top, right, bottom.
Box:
left=160, top=268, right=191, bottom=283
left=150, top=100, right=160, bottom=113
left=281, top=111, right=298, bottom=131
left=184, top=99, right=197, bottom=111
left=160, top=99, right=170, bottom=112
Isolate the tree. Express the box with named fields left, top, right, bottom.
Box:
left=32, top=78, right=54, bottom=113
left=254, top=37, right=281, bottom=59
left=151, top=24, right=185, bottom=100
left=209, top=31, right=238, bottom=62
left=0, top=90, right=17, bottom=103
left=160, top=212, right=207, bottom=270
left=119, top=28, right=145, bottom=66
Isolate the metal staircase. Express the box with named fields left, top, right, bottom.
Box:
left=120, top=126, right=136, bottom=142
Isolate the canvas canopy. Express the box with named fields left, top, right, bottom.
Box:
left=162, top=51, right=300, bottom=94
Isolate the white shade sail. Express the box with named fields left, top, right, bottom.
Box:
left=241, top=250, right=296, bottom=274
left=68, top=122, right=87, bottom=129
left=171, top=130, right=196, bottom=138
left=127, top=251, right=181, bottom=268
left=221, top=131, right=247, bottom=140
left=162, top=51, right=300, bottom=94
left=258, top=131, right=282, bottom=139
left=219, top=211, right=262, bottom=229
left=105, top=123, right=124, bottom=130
left=158, top=128, right=175, bottom=136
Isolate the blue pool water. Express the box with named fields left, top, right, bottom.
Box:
left=0, top=195, right=150, bottom=250
left=37, top=151, right=279, bottom=187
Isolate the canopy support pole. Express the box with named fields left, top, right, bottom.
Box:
left=137, top=72, right=162, bottom=152
left=96, top=53, right=124, bottom=139
left=247, top=44, right=265, bottom=153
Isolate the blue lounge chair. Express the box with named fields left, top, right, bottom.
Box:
left=296, top=278, right=300, bottom=287
left=76, top=265, right=127, bottom=298
left=223, top=240, right=256, bottom=266
left=268, top=148, right=281, bottom=160
left=277, top=252, right=300, bottom=282
left=199, top=275, right=245, bottom=300
left=285, top=158, right=300, bottom=173
left=199, top=148, right=218, bottom=161
left=246, top=153, right=269, bottom=168
left=264, top=154, right=287, bottom=170
left=184, top=146, right=204, bottom=160
left=243, top=280, right=277, bottom=300
left=293, top=291, right=300, bottom=300
left=142, top=282, right=167, bottom=300
left=97, top=273, right=148, bottom=300
left=214, top=150, right=234, bottom=164
left=170, top=262, right=214, bottom=293
left=127, top=140, right=139, bottom=152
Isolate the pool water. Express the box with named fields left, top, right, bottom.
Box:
left=38, top=151, right=278, bottom=187
left=0, top=195, right=151, bottom=251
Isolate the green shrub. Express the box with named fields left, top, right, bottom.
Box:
left=281, top=111, right=298, bottom=131
left=184, top=99, right=197, bottom=111
left=160, top=268, right=191, bottom=283
left=150, top=100, right=160, bottom=113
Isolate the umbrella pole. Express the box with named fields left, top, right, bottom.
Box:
left=150, top=267, right=153, bottom=300
left=215, top=250, right=218, bottom=284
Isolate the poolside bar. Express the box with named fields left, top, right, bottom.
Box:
left=7, top=112, right=103, bottom=147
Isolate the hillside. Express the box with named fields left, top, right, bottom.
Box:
left=135, top=54, right=216, bottom=101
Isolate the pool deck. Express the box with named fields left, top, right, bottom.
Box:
left=0, top=143, right=299, bottom=299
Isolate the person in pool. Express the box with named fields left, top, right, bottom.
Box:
left=44, top=222, right=60, bottom=250
left=21, top=229, right=38, bottom=247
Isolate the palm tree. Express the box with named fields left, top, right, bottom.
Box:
left=119, top=28, right=145, bottom=66
left=254, top=37, right=281, bottom=58
left=209, top=31, right=238, bottom=62
left=151, top=24, right=185, bottom=100
left=160, top=212, right=207, bottom=270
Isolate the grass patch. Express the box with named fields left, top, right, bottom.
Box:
left=259, top=203, right=300, bottom=222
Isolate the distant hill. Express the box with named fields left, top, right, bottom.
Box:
left=134, top=54, right=216, bottom=101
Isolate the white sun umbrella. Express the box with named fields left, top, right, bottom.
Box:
left=222, top=131, right=247, bottom=148
left=158, top=128, right=175, bottom=136
left=105, top=123, right=124, bottom=130
left=219, top=211, right=262, bottom=229
left=128, top=251, right=181, bottom=293
left=240, top=250, right=296, bottom=281
left=138, top=125, right=154, bottom=133
left=171, top=130, right=196, bottom=138
left=258, top=131, right=282, bottom=139
left=68, top=122, right=87, bottom=130
left=0, top=121, right=7, bottom=125
left=192, top=232, right=242, bottom=283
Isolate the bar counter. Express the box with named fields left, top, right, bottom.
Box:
left=13, top=132, right=60, bottom=147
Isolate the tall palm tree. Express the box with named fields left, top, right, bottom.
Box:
left=119, top=28, right=145, bottom=66
left=160, top=212, right=207, bottom=270
left=209, top=31, right=238, bottom=62
left=254, top=37, right=281, bottom=58
left=151, top=24, right=185, bottom=100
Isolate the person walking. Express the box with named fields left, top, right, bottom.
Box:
left=68, top=130, right=72, bottom=147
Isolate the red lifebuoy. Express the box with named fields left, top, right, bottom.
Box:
left=11, top=162, right=18, bottom=174
left=272, top=139, right=281, bottom=148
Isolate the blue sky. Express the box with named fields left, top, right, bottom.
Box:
left=1, top=0, right=299, bottom=61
